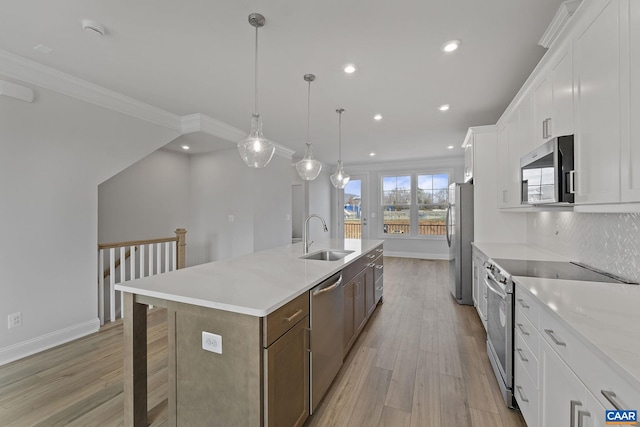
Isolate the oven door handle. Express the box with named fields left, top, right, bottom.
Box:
left=485, top=275, right=507, bottom=299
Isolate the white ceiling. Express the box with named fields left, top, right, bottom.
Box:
left=1, top=0, right=566, bottom=164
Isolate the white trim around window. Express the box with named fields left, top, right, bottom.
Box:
left=377, top=169, right=453, bottom=239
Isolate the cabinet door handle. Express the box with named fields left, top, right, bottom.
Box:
left=577, top=410, right=590, bottom=427
left=570, top=400, right=582, bottom=427
left=516, top=386, right=529, bottom=403
left=546, top=118, right=552, bottom=138
left=517, top=298, right=530, bottom=309
left=312, top=275, right=343, bottom=296
left=284, top=309, right=303, bottom=323
left=516, top=323, right=529, bottom=336
left=516, top=347, right=529, bottom=363
left=569, top=170, right=576, bottom=194
left=601, top=390, right=624, bottom=410
left=544, top=329, right=567, bottom=347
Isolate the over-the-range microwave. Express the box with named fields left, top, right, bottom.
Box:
left=520, top=135, right=575, bottom=205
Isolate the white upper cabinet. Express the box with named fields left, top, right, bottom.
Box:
left=574, top=0, right=621, bottom=204
left=551, top=44, right=575, bottom=138
left=533, top=42, right=573, bottom=147
left=462, top=129, right=474, bottom=183
left=622, top=0, right=640, bottom=202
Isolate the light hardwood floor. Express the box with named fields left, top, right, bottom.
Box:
left=0, top=257, right=526, bottom=427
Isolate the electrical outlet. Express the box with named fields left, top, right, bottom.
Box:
left=202, top=331, right=222, bottom=354
left=8, top=312, right=22, bottom=329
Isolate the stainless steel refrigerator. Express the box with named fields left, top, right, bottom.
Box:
left=446, top=182, right=474, bottom=305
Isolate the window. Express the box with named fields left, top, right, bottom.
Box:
left=381, top=172, right=449, bottom=236
left=417, top=173, right=449, bottom=235
left=382, top=175, right=411, bottom=234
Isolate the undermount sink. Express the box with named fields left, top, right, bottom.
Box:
left=300, top=249, right=354, bottom=261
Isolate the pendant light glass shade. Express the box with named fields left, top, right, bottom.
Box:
left=296, top=74, right=322, bottom=181
left=238, top=113, right=274, bottom=168
left=238, top=13, right=275, bottom=168
left=330, top=108, right=350, bottom=189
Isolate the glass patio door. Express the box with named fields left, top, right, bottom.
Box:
left=343, top=175, right=368, bottom=239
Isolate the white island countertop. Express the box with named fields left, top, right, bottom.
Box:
left=115, top=238, right=383, bottom=317
left=515, top=275, right=640, bottom=388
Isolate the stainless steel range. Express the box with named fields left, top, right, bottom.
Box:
left=483, top=258, right=634, bottom=409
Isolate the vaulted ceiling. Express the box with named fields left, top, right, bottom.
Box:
left=1, top=0, right=566, bottom=164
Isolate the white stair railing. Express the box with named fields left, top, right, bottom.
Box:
left=98, top=228, right=186, bottom=325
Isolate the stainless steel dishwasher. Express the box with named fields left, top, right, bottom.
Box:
left=310, top=272, right=343, bottom=413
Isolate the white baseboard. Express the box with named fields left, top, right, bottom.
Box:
left=0, top=318, right=100, bottom=366
left=385, top=251, right=451, bottom=260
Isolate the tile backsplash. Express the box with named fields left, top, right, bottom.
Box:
left=527, top=212, right=640, bottom=283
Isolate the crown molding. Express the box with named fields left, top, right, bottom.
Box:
left=0, top=49, right=182, bottom=131
left=181, top=113, right=295, bottom=159
left=539, top=0, right=582, bottom=48
left=0, top=49, right=297, bottom=158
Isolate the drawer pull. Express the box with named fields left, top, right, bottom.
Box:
left=367, top=254, right=376, bottom=259
left=284, top=309, right=303, bottom=323
left=376, top=265, right=384, bottom=270
left=571, top=400, right=582, bottom=427
left=577, top=410, right=590, bottom=427
left=367, top=262, right=376, bottom=267
left=601, top=390, right=624, bottom=410
left=544, top=329, right=566, bottom=347
left=517, top=298, right=530, bottom=309
left=516, top=323, right=529, bottom=336
left=516, top=347, right=528, bottom=363
left=516, top=386, right=529, bottom=403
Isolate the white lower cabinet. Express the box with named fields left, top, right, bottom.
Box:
left=540, top=338, right=586, bottom=427
left=514, top=283, right=636, bottom=427
left=472, top=248, right=488, bottom=330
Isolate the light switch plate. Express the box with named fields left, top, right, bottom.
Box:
left=202, top=331, right=222, bottom=354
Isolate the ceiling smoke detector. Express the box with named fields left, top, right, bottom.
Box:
left=81, top=19, right=105, bottom=36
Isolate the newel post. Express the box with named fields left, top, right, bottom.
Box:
left=175, top=228, right=187, bottom=269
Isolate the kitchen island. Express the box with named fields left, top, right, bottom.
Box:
left=115, top=238, right=384, bottom=427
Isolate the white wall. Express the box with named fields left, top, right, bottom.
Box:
left=98, top=149, right=189, bottom=244
left=307, top=169, right=333, bottom=242
left=0, top=80, right=180, bottom=365
left=347, top=157, right=465, bottom=259
left=188, top=149, right=292, bottom=265
left=290, top=167, right=334, bottom=244
left=252, top=155, right=293, bottom=252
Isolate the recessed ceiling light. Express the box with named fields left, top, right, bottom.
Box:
left=374, top=114, right=383, bottom=121
left=369, top=152, right=376, bottom=157
left=439, top=104, right=451, bottom=111
left=441, top=40, right=461, bottom=53
left=33, top=44, right=53, bottom=54
left=344, top=64, right=356, bottom=74
left=447, top=145, right=454, bottom=150
left=181, top=145, right=190, bottom=150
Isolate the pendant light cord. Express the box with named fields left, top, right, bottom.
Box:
left=307, top=80, right=311, bottom=145
left=254, top=25, right=259, bottom=115
left=338, top=110, right=342, bottom=160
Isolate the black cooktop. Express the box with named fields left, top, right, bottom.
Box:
left=491, top=258, right=633, bottom=284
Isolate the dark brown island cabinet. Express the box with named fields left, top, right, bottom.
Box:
left=121, top=243, right=383, bottom=426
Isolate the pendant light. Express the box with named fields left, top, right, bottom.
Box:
left=237, top=13, right=275, bottom=168
left=330, top=108, right=351, bottom=189
left=295, top=74, right=322, bottom=180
